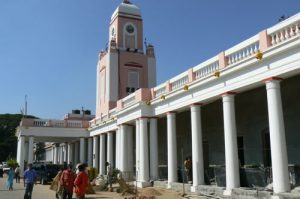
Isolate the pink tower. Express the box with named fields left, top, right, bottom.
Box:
left=96, top=0, right=156, bottom=117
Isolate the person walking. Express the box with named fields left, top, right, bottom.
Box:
left=60, top=164, right=76, bottom=199
left=184, top=157, right=192, bottom=183
left=74, top=163, right=89, bottom=199
left=106, top=162, right=113, bottom=189
left=23, top=163, right=37, bottom=199
left=6, top=167, right=15, bottom=190
left=15, top=165, right=20, bottom=183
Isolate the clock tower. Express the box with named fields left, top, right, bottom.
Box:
left=96, top=0, right=156, bottom=117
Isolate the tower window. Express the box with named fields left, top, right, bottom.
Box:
left=127, top=71, right=139, bottom=94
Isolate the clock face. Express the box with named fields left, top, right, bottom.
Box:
left=126, top=24, right=135, bottom=34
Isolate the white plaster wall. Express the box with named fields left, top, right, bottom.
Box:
left=107, top=52, right=119, bottom=101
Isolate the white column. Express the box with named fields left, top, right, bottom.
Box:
left=88, top=137, right=93, bottom=167
left=120, top=125, right=128, bottom=175
left=28, top=137, right=34, bottom=164
left=135, top=119, right=140, bottom=181
left=67, top=143, right=73, bottom=164
left=74, top=142, right=79, bottom=165
left=116, top=129, right=120, bottom=169
left=93, top=136, right=99, bottom=169
left=59, top=145, right=64, bottom=164
left=63, top=143, right=68, bottom=163
left=107, top=132, right=114, bottom=167
left=140, top=118, right=149, bottom=182
left=265, top=79, right=290, bottom=193
left=149, top=118, right=158, bottom=180
left=127, top=126, right=134, bottom=178
left=55, top=145, right=59, bottom=164
left=190, top=104, right=205, bottom=189
left=18, top=136, right=25, bottom=176
left=222, top=93, right=240, bottom=192
left=52, top=146, right=55, bottom=163
left=167, top=112, right=177, bottom=185
left=99, top=134, right=106, bottom=175
left=80, top=138, right=85, bottom=163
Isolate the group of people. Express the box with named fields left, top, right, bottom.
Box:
left=5, top=165, right=20, bottom=191
left=55, top=163, right=89, bottom=199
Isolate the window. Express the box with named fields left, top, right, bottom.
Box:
left=127, top=71, right=139, bottom=94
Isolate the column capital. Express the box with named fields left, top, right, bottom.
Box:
left=220, top=91, right=238, bottom=96
left=167, top=111, right=177, bottom=115
left=262, top=76, right=283, bottom=83
left=190, top=103, right=204, bottom=107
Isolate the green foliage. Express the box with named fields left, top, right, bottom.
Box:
left=88, top=167, right=98, bottom=180
left=7, top=159, right=18, bottom=168
left=0, top=114, right=37, bottom=162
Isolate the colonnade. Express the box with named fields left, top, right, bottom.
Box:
left=16, top=78, right=289, bottom=193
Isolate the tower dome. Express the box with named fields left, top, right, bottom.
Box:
left=111, top=0, right=141, bottom=20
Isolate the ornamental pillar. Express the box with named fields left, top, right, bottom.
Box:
left=190, top=104, right=205, bottom=189
left=88, top=137, right=93, bottom=167
left=79, top=138, right=85, bottom=163
left=67, top=143, right=73, bottom=164
left=28, top=136, right=34, bottom=164
left=93, top=136, right=99, bottom=169
left=140, top=118, right=149, bottom=182
left=99, top=134, right=106, bottom=175
left=265, top=78, right=290, bottom=193
left=167, top=112, right=177, bottom=186
left=107, top=132, right=114, bottom=167
left=222, top=93, right=240, bottom=193
left=149, top=118, right=158, bottom=180
left=135, top=119, right=140, bottom=181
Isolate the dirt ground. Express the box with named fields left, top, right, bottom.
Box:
left=90, top=186, right=210, bottom=199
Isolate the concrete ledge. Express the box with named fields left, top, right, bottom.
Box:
left=194, top=185, right=225, bottom=197
left=153, top=181, right=167, bottom=189
left=136, top=181, right=152, bottom=188
left=168, top=182, right=192, bottom=193
left=278, top=192, right=300, bottom=199
left=232, top=188, right=272, bottom=199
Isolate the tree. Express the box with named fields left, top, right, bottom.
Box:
left=0, top=114, right=37, bottom=162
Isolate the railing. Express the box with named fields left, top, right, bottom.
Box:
left=225, top=35, right=259, bottom=65
left=194, top=57, right=219, bottom=80
left=154, top=83, right=166, bottom=98
left=22, top=119, right=86, bottom=128
left=268, top=14, right=300, bottom=46
left=170, top=73, right=189, bottom=90
left=122, top=92, right=136, bottom=108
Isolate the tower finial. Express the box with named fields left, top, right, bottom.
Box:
left=123, top=0, right=132, bottom=4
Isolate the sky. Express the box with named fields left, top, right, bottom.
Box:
left=0, top=0, right=299, bottom=119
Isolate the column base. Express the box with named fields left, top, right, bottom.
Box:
left=223, top=189, right=232, bottom=196
left=191, top=186, right=198, bottom=192
left=137, top=181, right=152, bottom=188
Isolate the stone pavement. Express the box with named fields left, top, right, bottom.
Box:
left=0, top=175, right=116, bottom=199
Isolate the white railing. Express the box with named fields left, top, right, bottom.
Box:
left=33, top=119, right=47, bottom=127
left=268, top=14, right=300, bottom=46
left=154, top=83, right=166, bottom=98
left=67, top=120, right=82, bottom=128
left=225, top=35, right=259, bottom=65
left=195, top=61, right=219, bottom=79
left=170, top=72, right=189, bottom=90
left=109, top=108, right=117, bottom=118
left=51, top=120, right=65, bottom=127
left=193, top=56, right=219, bottom=80
left=122, top=92, right=136, bottom=108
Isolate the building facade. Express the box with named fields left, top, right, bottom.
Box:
left=17, top=0, right=300, bottom=196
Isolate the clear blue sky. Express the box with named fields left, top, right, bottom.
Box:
left=0, top=0, right=299, bottom=119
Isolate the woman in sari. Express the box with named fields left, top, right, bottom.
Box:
left=6, top=167, right=15, bottom=190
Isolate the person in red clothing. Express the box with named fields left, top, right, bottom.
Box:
left=74, top=163, right=89, bottom=199
left=60, top=164, right=76, bottom=199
